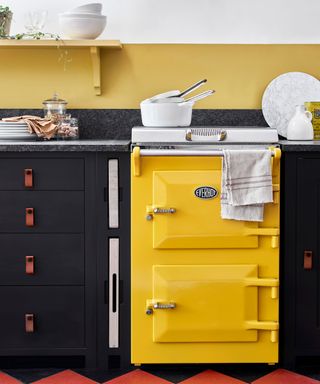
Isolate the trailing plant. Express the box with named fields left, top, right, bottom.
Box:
left=2, top=32, right=72, bottom=71
left=12, top=32, right=60, bottom=40
left=0, top=5, right=12, bottom=38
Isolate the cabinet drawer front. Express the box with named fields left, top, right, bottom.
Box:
left=0, top=235, right=84, bottom=285
left=0, top=191, right=84, bottom=232
left=0, top=158, right=84, bottom=190
left=0, top=287, right=84, bottom=348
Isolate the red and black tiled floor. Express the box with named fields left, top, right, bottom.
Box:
left=2, top=367, right=320, bottom=384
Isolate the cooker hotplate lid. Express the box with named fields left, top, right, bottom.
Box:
left=131, top=126, right=279, bottom=144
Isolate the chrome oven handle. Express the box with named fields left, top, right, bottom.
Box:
left=153, top=208, right=176, bottom=214
left=153, top=302, right=176, bottom=309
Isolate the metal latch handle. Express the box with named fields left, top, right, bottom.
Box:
left=153, top=302, right=176, bottom=309
left=146, top=299, right=176, bottom=314
left=153, top=208, right=176, bottom=214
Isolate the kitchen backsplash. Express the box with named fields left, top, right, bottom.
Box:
left=0, top=109, right=267, bottom=140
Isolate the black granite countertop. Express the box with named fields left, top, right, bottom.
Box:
left=0, top=140, right=130, bottom=152
left=279, top=140, right=320, bottom=151
left=2, top=138, right=320, bottom=153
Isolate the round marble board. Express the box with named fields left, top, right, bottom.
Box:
left=262, top=72, right=320, bottom=138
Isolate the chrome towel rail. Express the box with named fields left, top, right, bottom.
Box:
left=132, top=146, right=281, bottom=176
left=139, top=149, right=277, bottom=157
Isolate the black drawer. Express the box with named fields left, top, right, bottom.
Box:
left=0, top=286, right=84, bottom=348
left=0, top=158, right=84, bottom=190
left=0, top=234, right=84, bottom=285
left=0, top=191, right=84, bottom=232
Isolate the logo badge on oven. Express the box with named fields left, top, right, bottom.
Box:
left=194, top=186, right=218, bottom=200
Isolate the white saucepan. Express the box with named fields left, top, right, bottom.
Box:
left=140, top=90, right=215, bottom=127
left=140, top=100, right=194, bottom=127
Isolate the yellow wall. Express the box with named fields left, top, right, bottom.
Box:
left=1, top=44, right=320, bottom=109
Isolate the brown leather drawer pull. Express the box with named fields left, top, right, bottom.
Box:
left=25, top=314, right=34, bottom=333
left=25, top=208, right=34, bottom=227
left=25, top=255, right=34, bottom=275
left=304, top=250, right=313, bottom=270
left=24, top=169, right=33, bottom=188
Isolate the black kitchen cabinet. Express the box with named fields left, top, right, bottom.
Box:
left=282, top=151, right=320, bottom=368
left=0, top=151, right=130, bottom=369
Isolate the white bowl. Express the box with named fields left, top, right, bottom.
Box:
left=69, top=3, right=102, bottom=14
left=59, top=15, right=106, bottom=39
left=60, top=12, right=105, bottom=19
left=140, top=101, right=194, bottom=127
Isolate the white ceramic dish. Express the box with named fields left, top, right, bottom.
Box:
left=0, top=128, right=28, bottom=130
left=0, top=122, right=28, bottom=126
left=0, top=129, right=29, bottom=134
left=59, top=15, right=106, bottom=39
left=262, top=72, right=320, bottom=138
left=69, top=3, right=102, bottom=14
left=59, top=12, right=105, bottom=19
left=0, top=138, right=35, bottom=141
left=0, top=135, right=33, bottom=139
left=140, top=100, right=194, bottom=127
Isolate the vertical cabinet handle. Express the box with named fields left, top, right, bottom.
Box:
left=304, top=250, right=313, bottom=270
left=109, top=238, right=119, bottom=348
left=24, top=169, right=33, bottom=188
left=25, top=314, right=35, bottom=333
left=25, top=256, right=35, bottom=275
left=25, top=208, right=35, bottom=227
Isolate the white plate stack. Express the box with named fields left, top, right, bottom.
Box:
left=0, top=121, right=34, bottom=140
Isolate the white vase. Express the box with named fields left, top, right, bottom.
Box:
left=287, top=105, right=314, bottom=140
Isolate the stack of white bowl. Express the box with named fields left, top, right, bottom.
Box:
left=59, top=3, right=106, bottom=39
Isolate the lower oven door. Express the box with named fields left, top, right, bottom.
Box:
left=150, top=264, right=277, bottom=343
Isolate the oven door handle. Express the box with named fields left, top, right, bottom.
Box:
left=146, top=205, right=176, bottom=220
left=153, top=208, right=176, bottom=214
left=146, top=300, right=176, bottom=315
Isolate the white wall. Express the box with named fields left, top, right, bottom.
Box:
left=5, top=0, right=320, bottom=43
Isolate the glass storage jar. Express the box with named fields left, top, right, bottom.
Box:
left=43, top=93, right=68, bottom=121
left=56, top=116, right=79, bottom=140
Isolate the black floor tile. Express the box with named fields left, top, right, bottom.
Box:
left=74, top=367, right=134, bottom=383
left=3, top=368, right=63, bottom=384
left=142, top=365, right=203, bottom=383
left=212, top=363, right=277, bottom=382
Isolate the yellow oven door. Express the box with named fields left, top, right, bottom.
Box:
left=151, top=170, right=274, bottom=249
left=149, top=264, right=277, bottom=343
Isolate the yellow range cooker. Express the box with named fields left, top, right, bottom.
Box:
left=131, top=126, right=280, bottom=364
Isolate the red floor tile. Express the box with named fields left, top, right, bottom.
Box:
left=178, top=369, right=247, bottom=384
left=252, top=369, right=320, bottom=384
left=31, top=369, right=98, bottom=384
left=0, top=371, right=22, bottom=384
left=103, top=369, right=172, bottom=384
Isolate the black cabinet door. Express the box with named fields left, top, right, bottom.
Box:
left=0, top=191, right=84, bottom=232
left=0, top=234, right=84, bottom=285
left=296, top=158, right=320, bottom=349
left=0, top=158, right=84, bottom=190
left=0, top=287, right=85, bottom=348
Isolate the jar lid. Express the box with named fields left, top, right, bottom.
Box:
left=43, top=93, right=67, bottom=106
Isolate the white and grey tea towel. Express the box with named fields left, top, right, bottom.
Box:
left=221, top=149, right=273, bottom=221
